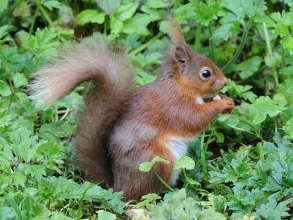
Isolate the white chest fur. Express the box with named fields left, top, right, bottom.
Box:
left=165, top=137, right=194, bottom=185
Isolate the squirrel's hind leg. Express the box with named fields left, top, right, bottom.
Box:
left=111, top=139, right=175, bottom=201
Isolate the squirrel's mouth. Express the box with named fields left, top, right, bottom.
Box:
left=203, top=93, right=221, bottom=102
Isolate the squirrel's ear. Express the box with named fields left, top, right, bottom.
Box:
left=174, top=44, right=189, bottom=73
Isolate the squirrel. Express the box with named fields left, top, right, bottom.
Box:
left=30, top=18, right=234, bottom=201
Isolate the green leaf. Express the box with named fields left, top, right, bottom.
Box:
left=0, top=99, right=11, bottom=128
left=198, top=207, right=226, bottom=220
left=194, top=0, right=220, bottom=26
left=146, top=0, right=167, bottom=8
left=42, top=177, right=125, bottom=214
left=12, top=171, right=27, bottom=187
left=173, top=3, right=196, bottom=24
left=10, top=127, right=38, bottom=163
left=42, top=0, right=62, bottom=10
left=233, top=56, right=262, bottom=79
left=249, top=96, right=284, bottom=124
left=0, top=80, right=12, bottom=96
left=0, top=0, right=8, bottom=15
left=97, top=210, right=116, bottom=220
left=115, top=2, right=139, bottom=21
left=0, top=25, right=13, bottom=44
left=19, top=164, right=46, bottom=182
left=0, top=173, right=12, bottom=185
left=262, top=176, right=282, bottom=192
left=279, top=66, right=293, bottom=75
left=136, top=193, right=161, bottom=209
left=224, top=0, right=246, bottom=19
left=15, top=92, right=30, bottom=104
left=76, top=9, right=105, bottom=25
left=98, top=0, right=121, bottom=15
left=254, top=199, right=292, bottom=219
left=0, top=25, right=9, bottom=38
left=39, top=121, right=73, bottom=139
left=149, top=189, right=201, bottom=219
left=4, top=192, right=23, bottom=220
left=212, top=23, right=234, bottom=41
left=220, top=12, right=238, bottom=23
left=185, top=176, right=201, bottom=186
left=270, top=10, right=293, bottom=26
left=159, top=20, right=171, bottom=34
left=122, top=13, right=153, bottom=35
left=139, top=156, right=169, bottom=172
left=141, top=5, right=161, bottom=21
left=136, top=68, right=156, bottom=86
left=19, top=28, right=59, bottom=57
left=235, top=85, right=257, bottom=102
left=214, top=131, right=225, bottom=143
left=285, top=78, right=293, bottom=94
left=280, top=36, right=293, bottom=55
left=145, top=52, right=163, bottom=66
left=264, top=52, right=281, bottom=68
left=283, top=116, right=293, bottom=139
left=173, top=156, right=195, bottom=170
left=254, top=14, right=275, bottom=27
left=13, top=73, right=28, bottom=88
left=0, top=159, right=11, bottom=173
left=273, top=93, right=287, bottom=107
left=242, top=0, right=267, bottom=17
left=274, top=23, right=289, bottom=37
left=110, top=16, right=123, bottom=35
left=36, top=141, right=65, bottom=167
left=1, top=207, right=16, bottom=220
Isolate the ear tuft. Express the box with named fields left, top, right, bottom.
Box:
left=167, top=16, right=187, bottom=46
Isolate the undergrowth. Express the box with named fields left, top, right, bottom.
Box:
left=1, top=0, right=293, bottom=219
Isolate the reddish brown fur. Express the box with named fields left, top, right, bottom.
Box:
left=30, top=19, right=234, bottom=201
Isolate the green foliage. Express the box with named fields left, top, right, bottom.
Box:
left=207, top=139, right=293, bottom=218
left=149, top=189, right=226, bottom=220
left=1, top=0, right=293, bottom=219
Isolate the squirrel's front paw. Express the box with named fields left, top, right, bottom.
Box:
left=217, top=94, right=234, bottom=114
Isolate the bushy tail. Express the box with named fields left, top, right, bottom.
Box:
left=30, top=35, right=135, bottom=185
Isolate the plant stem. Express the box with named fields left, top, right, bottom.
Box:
left=195, top=23, right=202, bottom=52
left=39, top=5, right=55, bottom=27
left=281, top=46, right=285, bottom=69
left=151, top=167, right=174, bottom=192
left=200, top=131, right=209, bottom=182
left=263, top=23, right=272, bottom=54
left=60, top=108, right=70, bottom=120
left=22, top=53, right=36, bottom=73
left=8, top=94, right=15, bottom=108
left=280, top=46, right=285, bottom=82
left=263, top=22, right=279, bottom=88
left=30, top=2, right=41, bottom=35
left=77, top=185, right=94, bottom=219
left=225, top=122, right=263, bottom=141
left=129, top=32, right=163, bottom=56
left=222, top=18, right=252, bottom=72
left=208, top=25, right=216, bottom=62
left=55, top=106, right=59, bottom=121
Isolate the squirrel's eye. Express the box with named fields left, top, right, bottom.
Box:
left=201, top=69, right=211, bottom=78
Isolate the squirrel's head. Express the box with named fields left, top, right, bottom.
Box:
left=167, top=17, right=228, bottom=98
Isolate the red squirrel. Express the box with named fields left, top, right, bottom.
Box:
left=30, top=18, right=234, bottom=201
